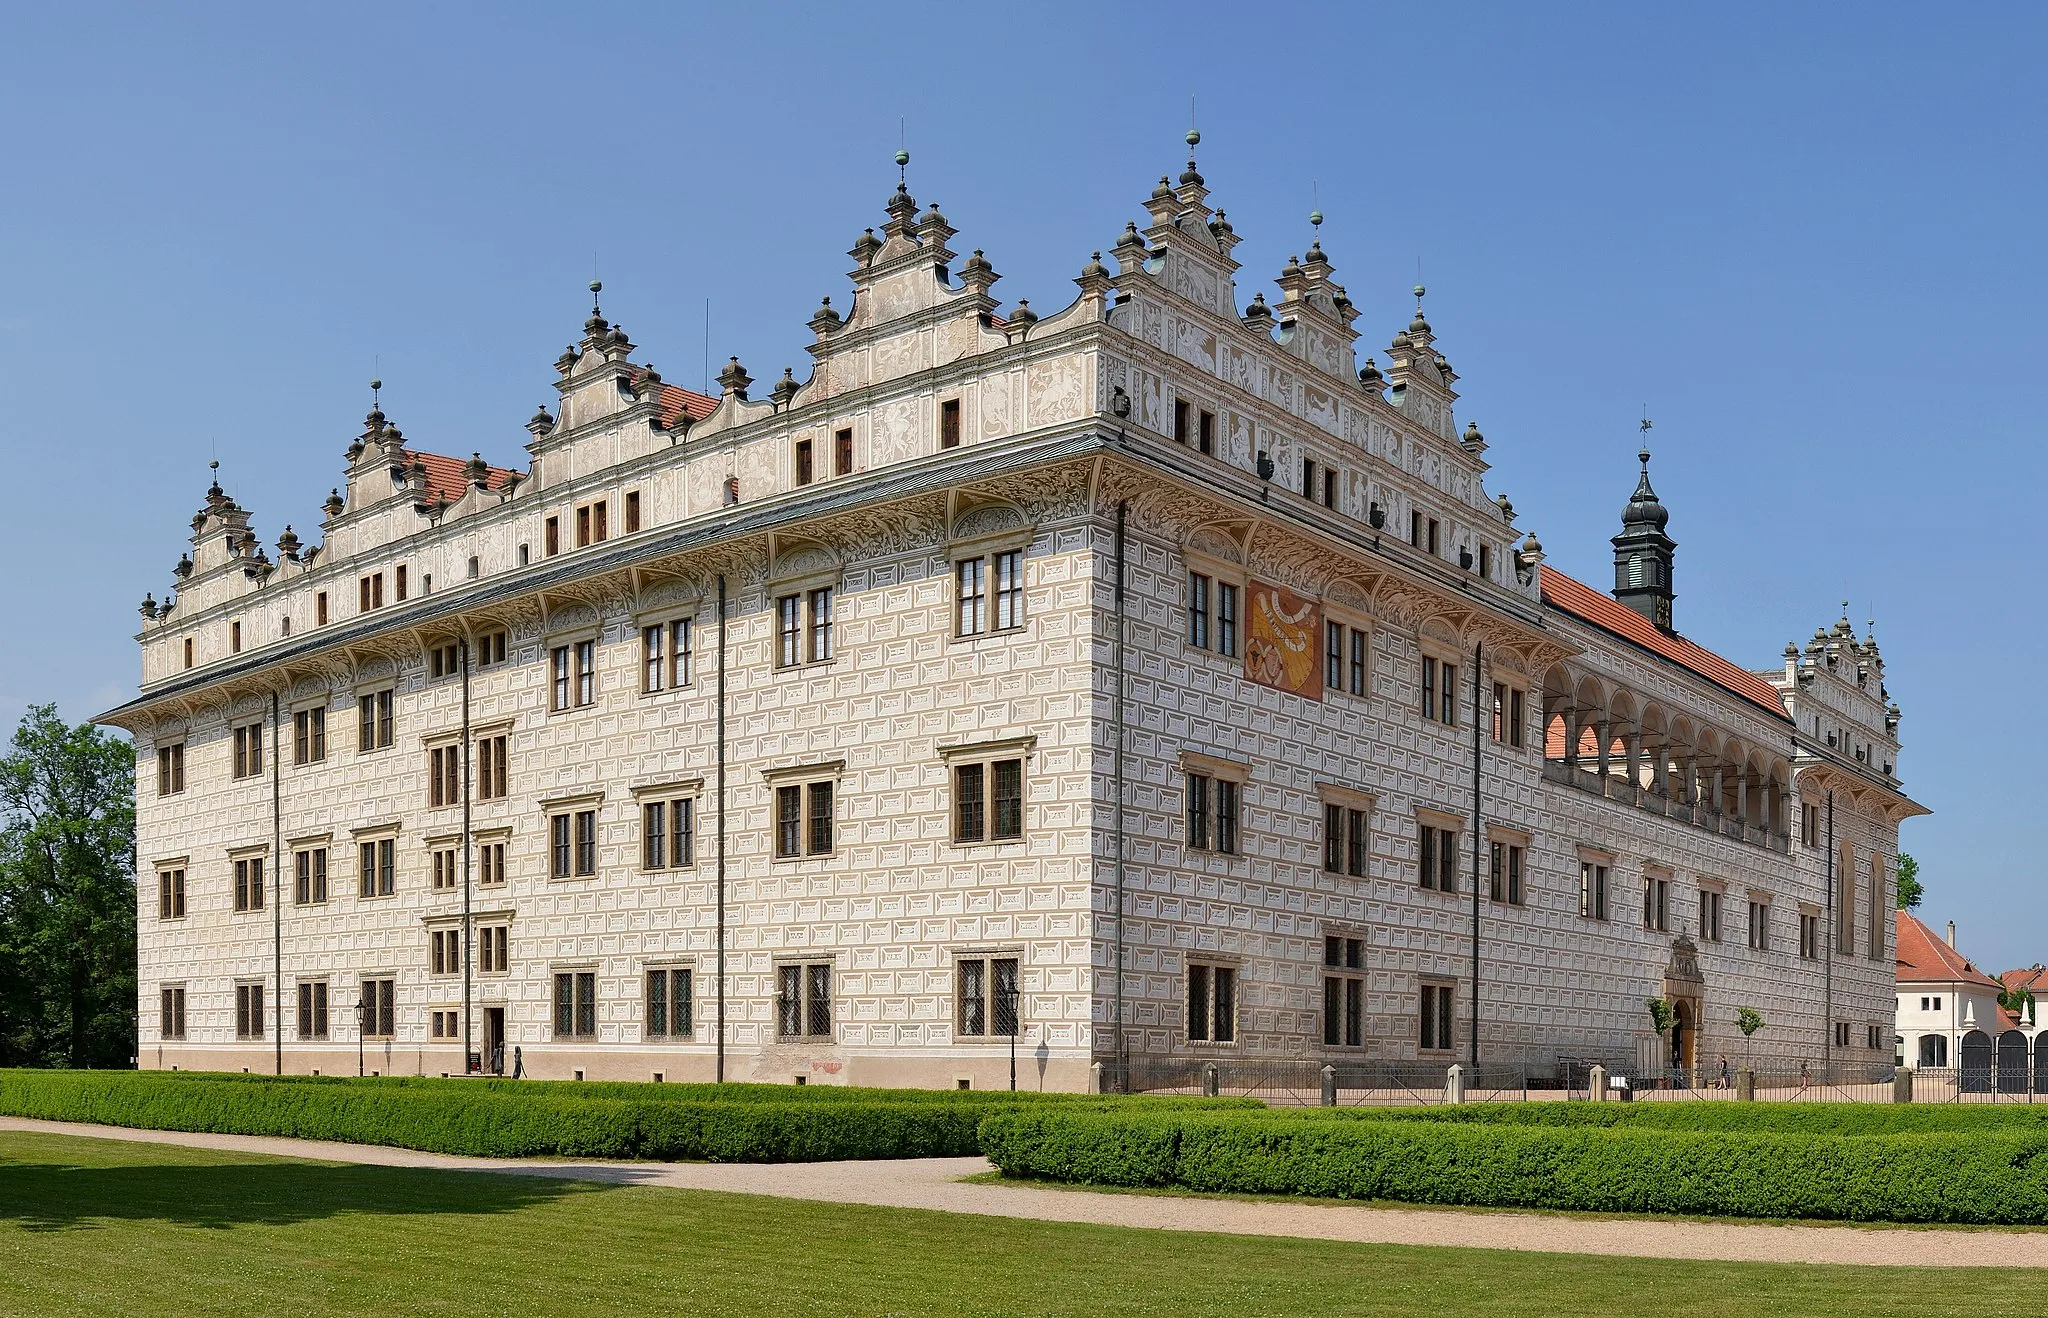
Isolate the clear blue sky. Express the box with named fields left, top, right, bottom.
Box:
left=1, top=5, right=2039, bottom=964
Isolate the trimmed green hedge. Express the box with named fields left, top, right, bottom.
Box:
left=1340, top=1101, right=2048, bottom=1136
left=0, top=1070, right=1255, bottom=1162
left=976, top=1107, right=2048, bottom=1223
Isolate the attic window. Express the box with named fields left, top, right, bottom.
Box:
left=1173, top=400, right=1191, bottom=445
left=316, top=591, right=328, bottom=626
left=625, top=491, right=641, bottom=533
left=1198, top=410, right=1215, bottom=456
left=795, top=438, right=815, bottom=486
left=724, top=477, right=740, bottom=507
left=835, top=428, right=853, bottom=476
left=467, top=556, right=479, bottom=580
left=940, top=399, right=961, bottom=450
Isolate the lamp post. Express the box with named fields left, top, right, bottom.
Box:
left=355, top=994, right=366, bottom=1078
left=1003, top=975, right=1020, bottom=1092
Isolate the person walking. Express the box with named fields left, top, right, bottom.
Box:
left=512, top=1045, right=525, bottom=1079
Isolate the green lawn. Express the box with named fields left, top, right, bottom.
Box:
left=2, top=1131, right=2045, bottom=1317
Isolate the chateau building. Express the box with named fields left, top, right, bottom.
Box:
left=104, top=138, right=1924, bottom=1088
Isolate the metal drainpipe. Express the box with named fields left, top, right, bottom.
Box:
left=716, top=574, right=728, bottom=1084
left=461, top=636, right=473, bottom=1073
left=1825, top=788, right=1835, bottom=1079
left=1470, top=641, right=1483, bottom=1070
left=1112, top=500, right=1128, bottom=1090
left=271, top=690, right=283, bottom=1076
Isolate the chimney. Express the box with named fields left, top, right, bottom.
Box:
left=1946, top=921, right=1957, bottom=948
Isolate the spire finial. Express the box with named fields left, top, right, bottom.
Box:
left=1638, top=413, right=1653, bottom=466
left=370, top=378, right=381, bottom=409
left=589, top=279, right=602, bottom=315
left=897, top=117, right=908, bottom=186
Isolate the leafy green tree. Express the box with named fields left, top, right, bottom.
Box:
left=0, top=705, right=136, bottom=1067
left=1735, top=1006, right=1764, bottom=1068
left=1896, top=853, right=1923, bottom=909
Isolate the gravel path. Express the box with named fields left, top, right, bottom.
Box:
left=4, top=1116, right=2043, bottom=1268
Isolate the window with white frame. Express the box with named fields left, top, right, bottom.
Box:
left=1699, top=887, right=1724, bottom=942
left=477, top=838, right=507, bottom=887
left=358, top=689, right=394, bottom=751
left=1324, top=620, right=1369, bottom=697
left=549, top=808, right=598, bottom=878
left=478, top=925, right=509, bottom=974
left=1643, top=871, right=1671, bottom=932
left=1186, top=571, right=1239, bottom=658
left=1320, top=790, right=1372, bottom=879
left=156, top=743, right=185, bottom=796
left=233, top=855, right=265, bottom=912
left=1487, top=834, right=1526, bottom=906
left=1418, top=815, right=1462, bottom=893
left=1749, top=899, right=1772, bottom=951
left=475, top=734, right=508, bottom=800
left=232, top=720, right=265, bottom=779
left=157, top=867, right=187, bottom=920
left=428, top=743, right=460, bottom=808
left=1491, top=681, right=1526, bottom=748
left=1184, top=768, right=1241, bottom=856
left=1420, top=654, right=1459, bottom=726
left=293, top=847, right=328, bottom=905
left=430, top=845, right=457, bottom=892
left=292, top=707, right=326, bottom=764
left=1186, top=962, right=1238, bottom=1043
left=776, top=588, right=834, bottom=666
left=159, top=985, right=187, bottom=1039
left=429, top=927, right=462, bottom=975
left=1799, top=910, right=1819, bottom=960
left=1579, top=858, right=1610, bottom=920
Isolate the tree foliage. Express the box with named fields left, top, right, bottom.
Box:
left=1645, top=998, right=1675, bottom=1036
left=0, top=704, right=136, bottom=1067
left=1896, top=852, right=1923, bottom=909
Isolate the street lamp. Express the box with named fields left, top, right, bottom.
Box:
left=355, top=994, right=366, bottom=1078
left=998, top=969, right=1021, bottom=1092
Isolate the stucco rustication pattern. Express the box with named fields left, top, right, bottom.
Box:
left=115, top=156, right=1920, bottom=1086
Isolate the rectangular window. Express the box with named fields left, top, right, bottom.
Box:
left=835, top=427, right=854, bottom=475
left=1173, top=398, right=1190, bottom=445
left=1323, top=803, right=1343, bottom=872
left=1187, top=573, right=1210, bottom=649
left=773, top=781, right=836, bottom=858
left=430, top=928, right=461, bottom=975
left=357, top=838, right=395, bottom=897
left=428, top=744, right=460, bottom=808
left=1322, top=936, right=1366, bottom=1048
left=956, top=956, right=1021, bottom=1038
left=476, top=630, right=508, bottom=668
left=1835, top=1021, right=1852, bottom=1049
left=1302, top=457, right=1318, bottom=499
left=1322, top=805, right=1368, bottom=878
left=1349, top=629, right=1368, bottom=696
left=428, top=642, right=461, bottom=680
left=1508, top=687, right=1525, bottom=748
left=316, top=591, right=329, bottom=626
left=642, top=798, right=696, bottom=870
left=183, top=637, right=193, bottom=669
left=361, top=978, right=396, bottom=1038
left=795, top=437, right=815, bottom=485
left=1326, top=621, right=1344, bottom=691
left=1439, top=663, right=1458, bottom=725
left=952, top=759, right=1025, bottom=845
left=1427, top=518, right=1441, bottom=556
left=1488, top=841, right=1525, bottom=905
left=647, top=618, right=693, bottom=692
left=1197, top=409, right=1215, bottom=456
left=233, top=856, right=265, bottom=913
left=807, top=588, right=833, bottom=663
left=1799, top=911, right=1820, bottom=960
left=231, top=620, right=242, bottom=653
left=1699, top=889, right=1723, bottom=942
left=1323, top=468, right=1337, bottom=509
left=359, top=574, right=384, bottom=612
left=545, top=516, right=560, bottom=557
left=431, top=847, right=457, bottom=892
left=1216, top=582, right=1238, bottom=658
left=1580, top=861, right=1609, bottom=920
left=156, top=743, right=185, bottom=796
left=940, top=398, right=961, bottom=449
left=646, top=966, right=693, bottom=1038
left=957, top=557, right=986, bottom=635
left=478, top=925, right=509, bottom=974
left=394, top=565, right=408, bottom=602
left=1643, top=875, right=1670, bottom=932
left=777, top=595, right=802, bottom=667
left=776, top=962, right=834, bottom=1037
left=1478, top=544, right=1492, bottom=579
left=235, top=983, right=265, bottom=1040
left=553, top=971, right=598, bottom=1039
left=293, top=849, right=327, bottom=905
left=550, top=642, right=596, bottom=710
left=574, top=501, right=608, bottom=548
left=1186, top=773, right=1211, bottom=850
left=1216, top=779, right=1239, bottom=855
left=1801, top=803, right=1820, bottom=848
left=993, top=550, right=1023, bottom=631
left=358, top=689, right=393, bottom=751
left=157, top=868, right=186, bottom=920
left=478, top=840, right=506, bottom=887
left=1420, top=983, right=1454, bottom=1052
left=159, top=986, right=187, bottom=1040
left=297, top=981, right=328, bottom=1040
left=1420, top=825, right=1459, bottom=893
left=1186, top=963, right=1237, bottom=1043
left=293, top=707, right=326, bottom=765
left=232, top=722, right=264, bottom=779
left=624, top=490, right=641, bottom=533
left=1421, top=657, right=1435, bottom=720
left=476, top=735, right=507, bottom=800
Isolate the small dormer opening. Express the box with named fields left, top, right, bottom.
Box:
left=1198, top=410, right=1215, bottom=456
left=625, top=491, right=641, bottom=534
left=940, top=399, right=961, bottom=450
left=316, top=591, right=328, bottom=626
left=545, top=517, right=559, bottom=557
left=395, top=565, right=408, bottom=602
left=1478, top=544, right=1492, bottom=579
left=281, top=617, right=291, bottom=638
left=1301, top=457, right=1318, bottom=499
left=1173, top=399, right=1190, bottom=445
left=835, top=428, right=854, bottom=476
left=183, top=637, right=193, bottom=669
left=518, top=543, right=530, bottom=568
left=1428, top=519, right=1441, bottom=556
left=231, top=621, right=242, bottom=654
left=795, top=438, right=815, bottom=486
left=724, top=477, right=740, bottom=507
left=1322, top=469, right=1337, bottom=510
left=467, top=556, right=479, bottom=580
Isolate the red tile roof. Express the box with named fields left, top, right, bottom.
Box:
left=656, top=383, right=718, bottom=429
left=1896, top=910, right=2002, bottom=990
left=1539, top=565, right=1790, bottom=722
left=401, top=450, right=520, bottom=505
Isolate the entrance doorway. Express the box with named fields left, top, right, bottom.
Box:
left=1671, top=997, right=1698, bottom=1084
left=483, top=1007, right=505, bottom=1076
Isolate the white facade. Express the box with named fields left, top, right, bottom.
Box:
left=107, top=145, right=1925, bottom=1087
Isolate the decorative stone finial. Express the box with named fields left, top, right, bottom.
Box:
left=1358, top=356, right=1384, bottom=388
left=809, top=294, right=843, bottom=336
left=717, top=356, right=752, bottom=399
left=771, top=367, right=799, bottom=409
left=1008, top=300, right=1037, bottom=326
left=322, top=489, right=344, bottom=519
left=276, top=525, right=301, bottom=560
left=1243, top=291, right=1274, bottom=333
left=139, top=593, right=158, bottom=619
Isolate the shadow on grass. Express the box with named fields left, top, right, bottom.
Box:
left=0, top=1155, right=608, bottom=1231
